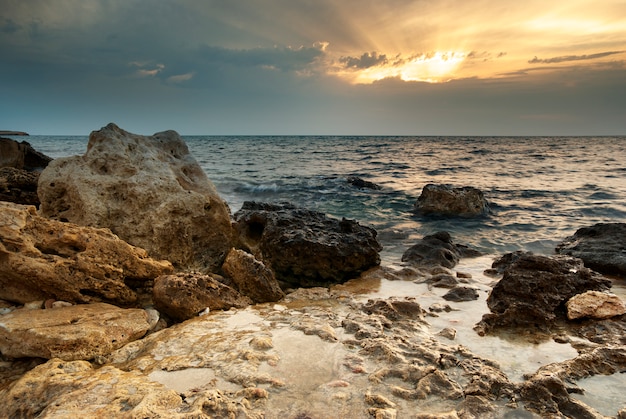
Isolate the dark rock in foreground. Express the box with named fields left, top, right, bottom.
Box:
left=414, top=184, right=490, bottom=217
left=234, top=201, right=382, bottom=287
left=476, top=252, right=611, bottom=334
left=556, top=223, right=626, bottom=278
left=0, top=137, right=51, bottom=171
left=0, top=167, right=40, bottom=206
left=401, top=231, right=482, bottom=269
left=443, top=286, right=480, bottom=302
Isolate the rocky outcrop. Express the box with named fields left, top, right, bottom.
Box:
left=401, top=231, right=481, bottom=269
left=38, top=123, right=234, bottom=270
left=0, top=359, right=233, bottom=418
left=0, top=303, right=151, bottom=360
left=556, top=223, right=626, bottom=277
left=414, top=184, right=490, bottom=217
left=152, top=272, right=251, bottom=322
left=221, top=248, right=285, bottom=303
left=233, top=201, right=382, bottom=287
left=0, top=167, right=40, bottom=206
left=0, top=202, right=173, bottom=306
left=475, top=252, right=612, bottom=334
left=0, top=137, right=51, bottom=171
left=566, top=291, right=626, bottom=320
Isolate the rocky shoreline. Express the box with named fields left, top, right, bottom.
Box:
left=1, top=124, right=625, bottom=418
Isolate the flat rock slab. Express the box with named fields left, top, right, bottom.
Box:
left=0, top=303, right=150, bottom=360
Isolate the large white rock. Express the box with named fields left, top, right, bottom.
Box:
left=566, top=290, right=626, bottom=320
left=38, top=123, right=235, bottom=270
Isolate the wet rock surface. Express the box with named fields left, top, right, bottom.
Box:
left=401, top=231, right=481, bottom=269
left=38, top=123, right=235, bottom=270
left=234, top=201, right=382, bottom=287
left=476, top=252, right=612, bottom=334
left=414, top=183, right=490, bottom=217
left=0, top=167, right=41, bottom=206
left=0, top=303, right=150, bottom=361
left=556, top=223, right=626, bottom=277
left=0, top=202, right=173, bottom=306
left=0, top=137, right=52, bottom=171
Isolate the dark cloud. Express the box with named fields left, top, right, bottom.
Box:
left=528, top=51, right=624, bottom=64
left=0, top=18, right=20, bottom=33
left=339, top=52, right=388, bottom=69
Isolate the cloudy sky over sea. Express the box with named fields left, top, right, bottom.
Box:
left=1, top=0, right=625, bottom=135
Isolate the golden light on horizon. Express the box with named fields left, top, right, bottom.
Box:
left=333, top=51, right=468, bottom=84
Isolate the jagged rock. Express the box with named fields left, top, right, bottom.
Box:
left=414, top=184, right=490, bottom=217
left=0, top=359, right=234, bottom=418
left=442, top=286, right=479, bottom=302
left=475, top=252, right=611, bottom=334
left=0, top=303, right=150, bottom=360
left=556, top=223, right=626, bottom=277
left=0, top=202, right=173, bottom=306
left=566, top=291, right=626, bottom=320
left=0, top=167, right=40, bottom=206
left=520, top=346, right=626, bottom=418
left=233, top=201, right=382, bottom=287
left=222, top=248, right=285, bottom=303
left=0, top=137, right=51, bottom=170
left=401, top=231, right=481, bottom=269
left=38, top=123, right=235, bottom=270
left=347, top=176, right=382, bottom=190
left=152, top=272, right=251, bottom=322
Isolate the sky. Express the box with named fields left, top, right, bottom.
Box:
left=1, top=0, right=625, bottom=135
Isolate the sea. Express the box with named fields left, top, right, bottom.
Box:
left=8, top=134, right=626, bottom=416
left=20, top=135, right=626, bottom=264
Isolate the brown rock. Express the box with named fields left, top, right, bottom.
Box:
left=38, top=123, right=235, bottom=270
left=566, top=290, right=626, bottom=320
left=153, top=272, right=252, bottom=321
left=0, top=303, right=150, bottom=360
left=414, top=184, right=490, bottom=217
left=0, top=167, right=40, bottom=206
left=0, top=201, right=173, bottom=306
left=0, top=137, right=51, bottom=170
left=222, top=248, right=285, bottom=303
left=0, top=359, right=219, bottom=418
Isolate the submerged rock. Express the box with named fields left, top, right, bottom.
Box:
left=234, top=201, right=382, bottom=287
left=347, top=176, right=382, bottom=190
left=414, top=184, right=490, bottom=217
left=556, top=223, right=626, bottom=278
left=38, top=123, right=235, bottom=270
left=0, top=303, right=150, bottom=360
left=0, top=202, right=173, bottom=306
left=401, top=231, right=481, bottom=269
left=152, top=272, right=252, bottom=322
left=476, top=252, right=611, bottom=334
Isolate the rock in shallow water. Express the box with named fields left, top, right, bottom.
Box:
left=401, top=231, right=481, bottom=269
left=414, top=184, right=490, bottom=217
left=556, top=223, right=626, bottom=278
left=221, top=248, right=285, bottom=303
left=234, top=201, right=382, bottom=287
left=566, top=290, right=626, bottom=320
left=476, top=252, right=612, bottom=334
left=38, top=123, right=235, bottom=270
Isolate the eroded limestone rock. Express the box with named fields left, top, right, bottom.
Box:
left=557, top=223, right=626, bottom=277
left=566, top=290, right=626, bottom=320
left=153, top=272, right=251, bottom=322
left=476, top=252, right=612, bottom=334
left=221, top=248, right=285, bottom=303
left=0, top=202, right=173, bottom=306
left=234, top=201, right=382, bottom=287
left=414, top=184, right=490, bottom=217
left=38, top=123, right=234, bottom=270
left=0, top=303, right=150, bottom=360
